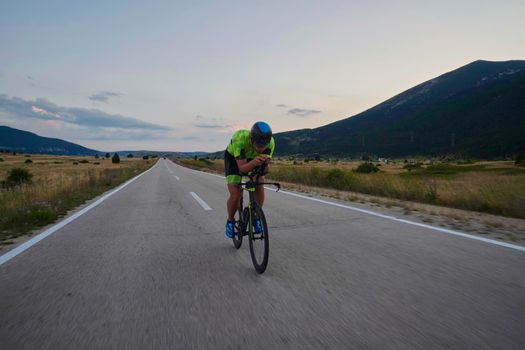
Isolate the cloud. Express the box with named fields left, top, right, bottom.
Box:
left=89, top=91, right=123, bottom=103
left=180, top=136, right=199, bottom=141
left=0, top=94, right=170, bottom=131
left=287, top=108, right=321, bottom=117
left=193, top=115, right=232, bottom=130
left=194, top=123, right=231, bottom=129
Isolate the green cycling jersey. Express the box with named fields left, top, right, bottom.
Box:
left=226, top=130, right=275, bottom=160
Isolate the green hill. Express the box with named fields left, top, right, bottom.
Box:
left=0, top=125, right=100, bottom=155
left=274, top=60, right=525, bottom=158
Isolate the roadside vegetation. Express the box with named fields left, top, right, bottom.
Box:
left=175, top=157, right=525, bottom=219
left=0, top=153, right=153, bottom=245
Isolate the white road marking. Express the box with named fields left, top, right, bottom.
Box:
left=276, top=190, right=525, bottom=252
left=0, top=161, right=160, bottom=266
left=173, top=163, right=525, bottom=253
left=190, top=192, right=212, bottom=211
left=163, top=160, right=179, bottom=180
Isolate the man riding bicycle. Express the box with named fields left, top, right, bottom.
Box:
left=224, top=121, right=275, bottom=238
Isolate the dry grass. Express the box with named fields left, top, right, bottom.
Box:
left=175, top=157, right=525, bottom=219
left=0, top=153, right=153, bottom=243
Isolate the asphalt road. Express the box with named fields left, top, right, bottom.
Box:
left=1, top=159, right=524, bottom=349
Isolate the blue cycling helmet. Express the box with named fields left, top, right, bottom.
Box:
left=250, top=121, right=272, bottom=147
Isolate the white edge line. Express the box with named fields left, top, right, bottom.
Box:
left=0, top=161, right=160, bottom=266
left=274, top=189, right=525, bottom=252
left=190, top=192, right=212, bottom=211
left=172, top=163, right=525, bottom=253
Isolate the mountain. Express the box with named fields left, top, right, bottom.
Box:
left=116, top=150, right=209, bottom=158
left=274, top=60, right=525, bottom=158
left=0, top=125, right=100, bottom=155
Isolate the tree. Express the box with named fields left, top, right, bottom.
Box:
left=127, top=153, right=133, bottom=158
left=112, top=153, right=120, bottom=164
left=105, top=153, right=110, bottom=158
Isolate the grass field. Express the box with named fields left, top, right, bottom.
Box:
left=0, top=153, right=154, bottom=244
left=175, top=157, right=525, bottom=219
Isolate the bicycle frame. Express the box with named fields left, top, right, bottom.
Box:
left=237, top=171, right=280, bottom=233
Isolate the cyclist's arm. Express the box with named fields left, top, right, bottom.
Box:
left=236, top=158, right=265, bottom=174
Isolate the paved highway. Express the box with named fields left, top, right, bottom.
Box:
left=1, top=159, right=524, bottom=349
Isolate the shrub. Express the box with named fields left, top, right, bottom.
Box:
left=326, top=169, right=353, bottom=189
left=142, top=155, right=149, bottom=160
left=127, top=153, right=133, bottom=158
left=93, top=162, right=100, bottom=165
left=112, top=153, right=120, bottom=164
left=94, top=154, right=99, bottom=159
left=73, top=162, right=78, bottom=165
left=5, top=168, right=33, bottom=187
left=354, top=162, right=379, bottom=173
left=403, top=163, right=423, bottom=171
left=0, top=158, right=4, bottom=162
left=28, top=206, right=56, bottom=223
left=79, top=160, right=89, bottom=164
left=515, top=153, right=525, bottom=166
left=25, top=154, right=31, bottom=157
left=24, top=159, right=33, bottom=164
left=197, top=158, right=213, bottom=165
left=105, top=153, right=110, bottom=158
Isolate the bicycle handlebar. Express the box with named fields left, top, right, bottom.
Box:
left=238, top=165, right=281, bottom=192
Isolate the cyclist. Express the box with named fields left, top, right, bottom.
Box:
left=224, top=121, right=275, bottom=238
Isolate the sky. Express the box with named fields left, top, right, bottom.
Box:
left=1, top=0, right=524, bottom=152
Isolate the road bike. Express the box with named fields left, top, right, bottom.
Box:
left=232, top=168, right=280, bottom=273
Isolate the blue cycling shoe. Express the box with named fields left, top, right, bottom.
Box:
left=253, top=218, right=263, bottom=234
left=225, top=220, right=235, bottom=238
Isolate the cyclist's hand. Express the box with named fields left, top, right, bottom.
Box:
left=252, top=156, right=266, bottom=166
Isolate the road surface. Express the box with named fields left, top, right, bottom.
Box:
left=1, top=159, right=524, bottom=349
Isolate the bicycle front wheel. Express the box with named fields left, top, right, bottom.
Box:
left=248, top=204, right=269, bottom=273
left=232, top=207, right=244, bottom=249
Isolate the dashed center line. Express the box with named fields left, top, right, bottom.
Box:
left=190, top=192, right=212, bottom=211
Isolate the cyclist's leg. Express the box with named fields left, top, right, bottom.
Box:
left=227, top=182, right=242, bottom=220
left=224, top=150, right=242, bottom=219
left=255, top=175, right=265, bottom=207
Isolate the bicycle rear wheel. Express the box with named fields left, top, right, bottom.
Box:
left=248, top=204, right=269, bottom=273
